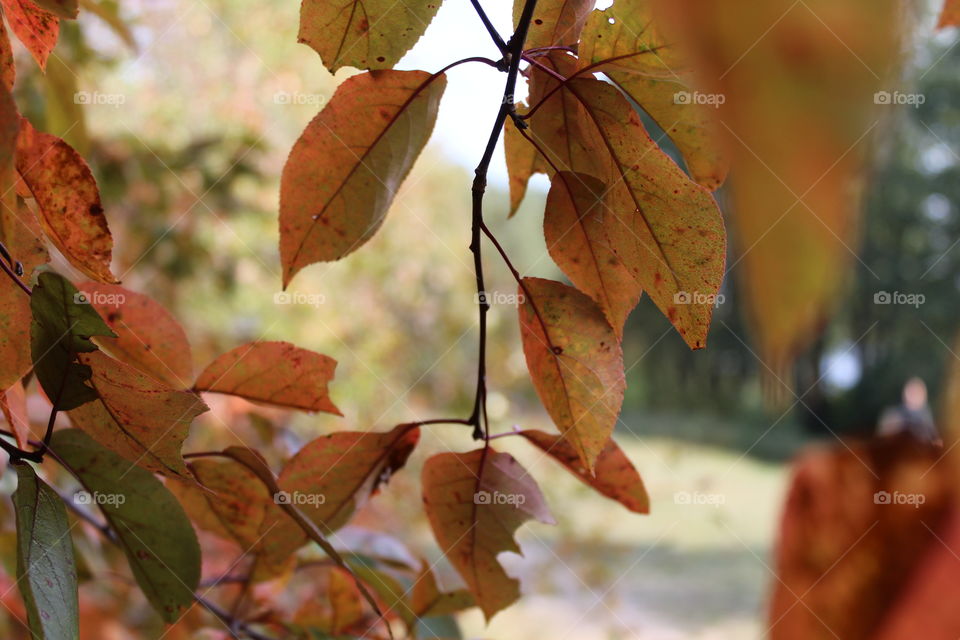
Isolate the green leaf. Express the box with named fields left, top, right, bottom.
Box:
left=30, top=271, right=116, bottom=411
left=12, top=462, right=79, bottom=640
left=49, top=429, right=200, bottom=622
left=279, top=70, right=446, bottom=286
left=299, top=0, right=441, bottom=73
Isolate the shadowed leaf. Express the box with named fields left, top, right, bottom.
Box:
left=411, top=559, right=475, bottom=618
left=422, top=448, right=555, bottom=620
left=32, top=0, right=77, bottom=19
left=518, top=277, right=624, bottom=472
left=50, top=429, right=200, bottom=623
left=503, top=115, right=547, bottom=217
left=195, top=341, right=341, bottom=415
left=279, top=70, right=445, bottom=286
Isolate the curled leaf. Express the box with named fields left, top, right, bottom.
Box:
left=422, top=448, right=555, bottom=619
left=194, top=341, right=340, bottom=415
left=279, top=70, right=445, bottom=286
left=518, top=277, right=624, bottom=472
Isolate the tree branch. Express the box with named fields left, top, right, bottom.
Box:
left=468, top=0, right=508, bottom=55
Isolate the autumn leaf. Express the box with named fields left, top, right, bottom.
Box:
left=67, top=351, right=208, bottom=479
left=279, top=70, right=445, bottom=286
left=518, top=277, right=624, bottom=472
left=77, top=282, right=193, bottom=388
left=0, top=24, right=14, bottom=91
left=519, top=429, right=649, bottom=513
left=195, top=341, right=341, bottom=415
left=12, top=462, right=79, bottom=640
left=939, top=0, right=960, bottom=28
left=544, top=171, right=642, bottom=337
left=277, top=424, right=420, bottom=531
left=50, top=429, right=201, bottom=623
left=422, top=448, right=555, bottom=619
left=30, top=0, right=77, bottom=19
left=768, top=434, right=957, bottom=640
left=294, top=567, right=365, bottom=633
left=16, top=117, right=116, bottom=283
left=1, top=0, right=59, bottom=69
left=30, top=271, right=116, bottom=412
left=503, top=115, right=547, bottom=217
left=411, top=559, right=475, bottom=618
left=298, top=0, right=441, bottom=73
left=514, top=0, right=593, bottom=49
left=1, top=381, right=29, bottom=448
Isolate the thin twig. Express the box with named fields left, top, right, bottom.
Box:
left=468, top=0, right=508, bottom=55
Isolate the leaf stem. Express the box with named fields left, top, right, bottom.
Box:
left=468, top=0, right=508, bottom=55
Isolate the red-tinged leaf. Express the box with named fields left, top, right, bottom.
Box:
left=195, top=341, right=341, bottom=415
left=1, top=0, right=59, bottom=69
left=940, top=0, right=960, bottom=28
left=560, top=78, right=726, bottom=349
left=0, top=200, right=48, bottom=391
left=768, top=434, right=960, bottom=640
left=298, top=0, right=441, bottom=73
left=503, top=115, right=547, bottom=217
left=544, top=171, right=642, bottom=337
left=518, top=277, right=624, bottom=472
left=411, top=559, right=475, bottom=618
left=278, top=424, right=420, bottom=532
left=15, top=117, right=116, bottom=283
left=514, top=0, right=593, bottom=49
left=0, top=23, right=14, bottom=91
left=422, top=449, right=555, bottom=620
left=519, top=429, right=649, bottom=513
left=30, top=0, right=77, bottom=19
left=279, top=70, right=445, bottom=286
left=67, top=351, right=208, bottom=479
left=0, top=381, right=29, bottom=448
left=77, top=282, right=193, bottom=388
left=170, top=457, right=304, bottom=579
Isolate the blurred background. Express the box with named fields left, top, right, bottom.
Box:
left=8, top=0, right=960, bottom=637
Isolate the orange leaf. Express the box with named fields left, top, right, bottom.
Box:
left=514, top=0, right=594, bottom=49
left=15, top=117, right=115, bottom=283
left=67, top=351, right=208, bottom=479
left=277, top=424, right=420, bottom=531
left=519, top=429, right=649, bottom=513
left=503, top=116, right=547, bottom=217
left=421, top=448, right=555, bottom=620
left=939, top=0, right=960, bottom=28
left=0, top=380, right=29, bottom=448
left=195, top=341, right=341, bottom=415
left=280, top=70, right=445, bottom=286
left=544, top=171, right=642, bottom=337
left=410, top=559, right=475, bottom=618
left=768, top=434, right=959, bottom=639
left=0, top=22, right=14, bottom=91
left=299, top=0, right=441, bottom=73
left=77, top=282, right=193, bottom=388
left=1, top=0, right=58, bottom=69
left=518, top=277, right=624, bottom=472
